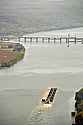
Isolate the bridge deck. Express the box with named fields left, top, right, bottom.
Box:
left=0, top=35, right=83, bottom=47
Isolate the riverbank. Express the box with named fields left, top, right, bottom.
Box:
left=0, top=42, right=25, bottom=68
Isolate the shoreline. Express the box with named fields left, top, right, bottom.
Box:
left=0, top=42, right=25, bottom=68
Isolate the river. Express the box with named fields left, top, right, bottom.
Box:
left=0, top=0, right=83, bottom=124
left=0, top=27, right=83, bottom=124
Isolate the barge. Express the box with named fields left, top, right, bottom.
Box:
left=41, top=88, right=57, bottom=104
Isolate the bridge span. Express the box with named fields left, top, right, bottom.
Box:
left=0, top=34, right=83, bottom=47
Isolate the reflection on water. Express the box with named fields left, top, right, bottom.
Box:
left=26, top=89, right=72, bottom=125
left=0, top=89, right=73, bottom=125
left=27, top=104, right=51, bottom=125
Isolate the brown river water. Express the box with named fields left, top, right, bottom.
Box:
left=0, top=40, right=83, bottom=125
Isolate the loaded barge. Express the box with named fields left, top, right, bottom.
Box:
left=41, top=88, right=57, bottom=104
left=71, top=88, right=83, bottom=125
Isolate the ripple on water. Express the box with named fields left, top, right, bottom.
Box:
left=27, top=104, right=52, bottom=125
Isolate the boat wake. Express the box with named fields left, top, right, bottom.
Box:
left=26, top=103, right=52, bottom=125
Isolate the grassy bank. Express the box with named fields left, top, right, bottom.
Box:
left=0, top=42, right=25, bottom=68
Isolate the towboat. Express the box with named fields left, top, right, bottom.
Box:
left=71, top=88, right=83, bottom=125
left=41, top=88, right=57, bottom=104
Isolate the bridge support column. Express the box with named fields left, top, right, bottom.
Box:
left=18, top=37, right=21, bottom=42
left=30, top=38, right=32, bottom=43
left=54, top=38, right=56, bottom=43
left=67, top=34, right=70, bottom=47
left=66, top=38, right=68, bottom=44
left=60, top=38, right=62, bottom=44
left=1, top=37, right=4, bottom=41
left=75, top=37, right=76, bottom=44
left=48, top=38, right=50, bottom=43
left=81, top=39, right=83, bottom=44
left=24, top=37, right=26, bottom=43
left=42, top=38, right=44, bottom=43
left=36, top=37, right=38, bottom=43
left=67, top=38, right=69, bottom=47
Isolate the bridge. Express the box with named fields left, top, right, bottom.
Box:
left=0, top=34, right=83, bottom=47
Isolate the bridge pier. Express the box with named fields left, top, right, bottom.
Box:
left=30, top=38, right=32, bottom=43
left=36, top=37, right=38, bottom=43
left=75, top=37, right=76, bottom=44
left=42, top=38, right=44, bottom=43
left=67, top=34, right=70, bottom=47
left=18, top=37, right=21, bottom=42
left=54, top=38, right=56, bottom=43
left=81, top=39, right=83, bottom=44
left=67, top=38, right=69, bottom=47
left=1, top=37, right=3, bottom=41
left=24, top=37, right=26, bottom=43
left=48, top=38, right=50, bottom=43
left=0, top=37, right=3, bottom=41
left=60, top=38, right=62, bottom=44
left=66, top=38, right=68, bottom=44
